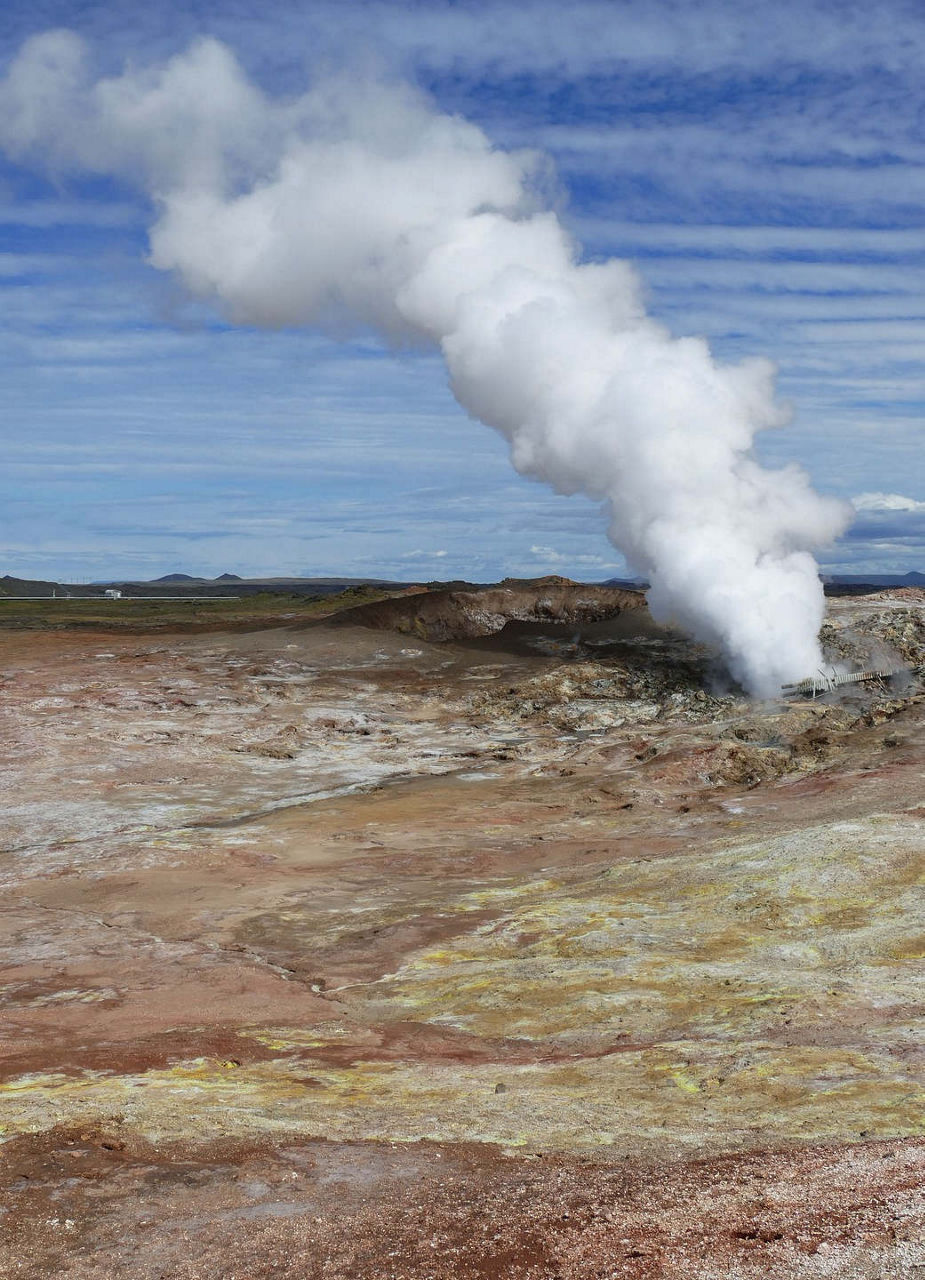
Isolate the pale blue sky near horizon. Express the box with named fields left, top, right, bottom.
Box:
left=1, top=0, right=923, bottom=583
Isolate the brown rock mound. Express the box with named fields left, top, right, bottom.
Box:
left=329, top=578, right=646, bottom=642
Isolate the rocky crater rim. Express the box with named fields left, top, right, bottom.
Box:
left=328, top=578, right=649, bottom=643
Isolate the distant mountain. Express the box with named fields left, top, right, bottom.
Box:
left=63, top=574, right=411, bottom=599
left=0, top=574, right=57, bottom=597
left=0, top=574, right=97, bottom=598
left=601, top=572, right=923, bottom=590
left=826, top=571, right=925, bottom=586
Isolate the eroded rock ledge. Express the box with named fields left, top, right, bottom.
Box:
left=330, top=576, right=646, bottom=642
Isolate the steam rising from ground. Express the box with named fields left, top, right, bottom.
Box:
left=0, top=32, right=851, bottom=695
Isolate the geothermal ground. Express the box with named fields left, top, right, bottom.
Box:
left=0, top=581, right=923, bottom=1278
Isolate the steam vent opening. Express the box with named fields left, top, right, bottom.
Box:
left=330, top=577, right=918, bottom=714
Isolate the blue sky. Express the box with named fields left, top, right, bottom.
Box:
left=1, top=0, right=923, bottom=582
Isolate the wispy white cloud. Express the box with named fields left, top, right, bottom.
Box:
left=529, top=544, right=614, bottom=565
left=0, top=196, right=141, bottom=227
left=853, top=492, right=925, bottom=512
left=573, top=222, right=925, bottom=257
left=5, top=0, right=913, bottom=79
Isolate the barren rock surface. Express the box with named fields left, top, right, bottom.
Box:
left=329, top=578, right=646, bottom=641
left=0, top=589, right=923, bottom=1277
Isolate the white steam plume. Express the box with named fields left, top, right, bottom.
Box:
left=0, top=32, right=851, bottom=695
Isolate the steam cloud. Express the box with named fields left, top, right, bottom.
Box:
left=0, top=32, right=851, bottom=695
